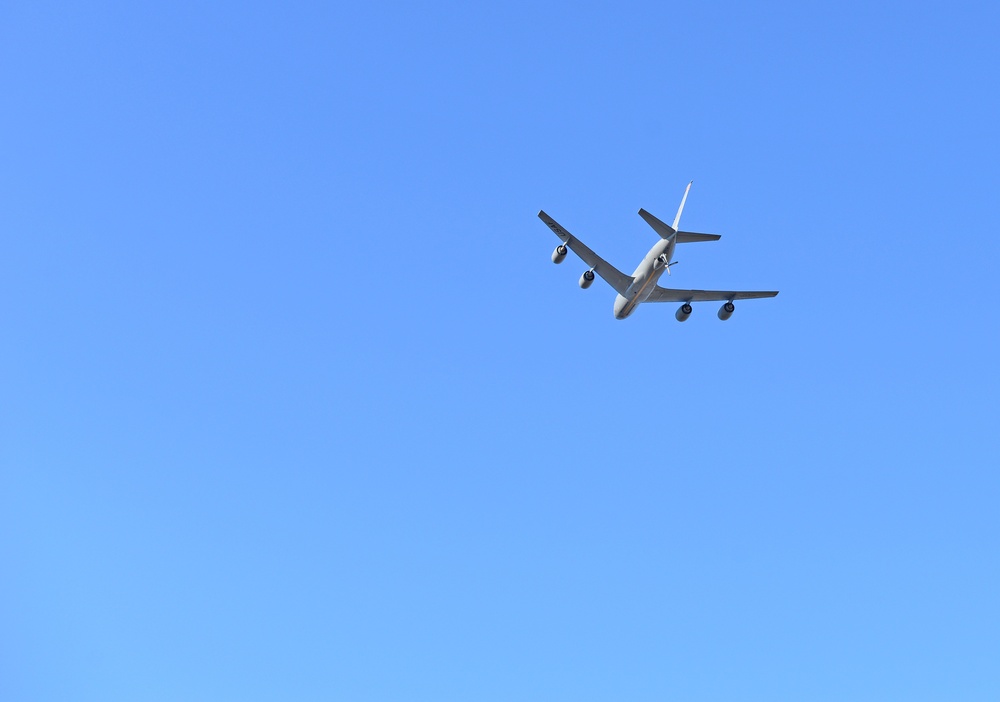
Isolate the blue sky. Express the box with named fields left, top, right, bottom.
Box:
left=2, top=1, right=999, bottom=700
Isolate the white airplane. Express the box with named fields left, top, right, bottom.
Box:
left=539, top=182, right=778, bottom=321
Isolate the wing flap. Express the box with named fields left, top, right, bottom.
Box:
left=538, top=210, right=634, bottom=295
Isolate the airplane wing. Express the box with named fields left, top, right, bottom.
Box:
left=645, top=286, right=779, bottom=302
left=538, top=210, right=634, bottom=295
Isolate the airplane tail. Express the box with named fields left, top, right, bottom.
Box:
left=638, top=181, right=722, bottom=243
left=672, top=180, right=693, bottom=231
left=638, top=208, right=676, bottom=239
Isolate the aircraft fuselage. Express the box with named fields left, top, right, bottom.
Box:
left=613, top=236, right=676, bottom=319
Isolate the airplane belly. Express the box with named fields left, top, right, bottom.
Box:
left=634, top=285, right=655, bottom=304
left=634, top=268, right=665, bottom=303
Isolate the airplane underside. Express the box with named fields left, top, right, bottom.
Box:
left=539, top=182, right=778, bottom=321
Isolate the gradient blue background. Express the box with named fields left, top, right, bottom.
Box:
left=2, top=1, right=998, bottom=700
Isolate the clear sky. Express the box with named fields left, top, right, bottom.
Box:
left=2, top=1, right=999, bottom=700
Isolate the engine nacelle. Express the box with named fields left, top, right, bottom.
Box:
left=675, top=303, right=692, bottom=322
left=717, top=301, right=735, bottom=320
left=551, top=244, right=568, bottom=264
left=579, top=269, right=595, bottom=289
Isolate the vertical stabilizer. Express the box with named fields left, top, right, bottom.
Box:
left=672, top=181, right=693, bottom=231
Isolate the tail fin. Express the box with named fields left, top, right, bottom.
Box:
left=672, top=180, right=693, bottom=231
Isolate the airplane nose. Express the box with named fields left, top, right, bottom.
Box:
left=613, top=294, right=628, bottom=319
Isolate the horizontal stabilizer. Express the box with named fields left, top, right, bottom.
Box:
left=637, top=208, right=676, bottom=239
left=639, top=209, right=722, bottom=243
left=676, top=231, right=721, bottom=243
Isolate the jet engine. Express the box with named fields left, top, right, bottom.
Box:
left=551, top=244, right=568, bottom=264
left=579, top=269, right=595, bottom=289
left=675, top=303, right=692, bottom=322
left=717, top=301, right=735, bottom=320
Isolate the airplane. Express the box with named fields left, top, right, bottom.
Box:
left=538, top=182, right=778, bottom=321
